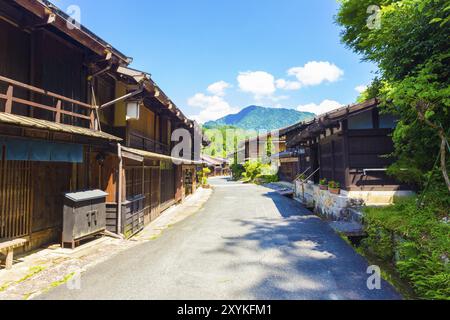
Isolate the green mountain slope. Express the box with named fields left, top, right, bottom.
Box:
left=204, top=105, right=314, bottom=131
left=202, top=106, right=315, bottom=158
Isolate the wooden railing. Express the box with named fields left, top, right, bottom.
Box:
left=129, top=130, right=170, bottom=155
left=0, top=75, right=96, bottom=129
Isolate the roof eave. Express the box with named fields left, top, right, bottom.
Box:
left=14, top=0, right=131, bottom=65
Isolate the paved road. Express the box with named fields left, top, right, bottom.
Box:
left=41, top=177, right=400, bottom=300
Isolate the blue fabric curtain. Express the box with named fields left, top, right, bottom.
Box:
left=0, top=137, right=83, bottom=163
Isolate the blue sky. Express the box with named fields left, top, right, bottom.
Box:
left=53, top=0, right=377, bottom=123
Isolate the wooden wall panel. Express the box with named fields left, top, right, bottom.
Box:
left=0, top=19, right=31, bottom=115
left=346, top=130, right=400, bottom=190
left=160, top=162, right=175, bottom=210
left=96, top=76, right=115, bottom=127
left=175, top=165, right=183, bottom=202
left=33, top=30, right=88, bottom=126
left=319, top=135, right=345, bottom=186
left=103, top=154, right=118, bottom=203
left=128, top=107, right=155, bottom=140
left=31, top=162, right=71, bottom=233
left=150, top=167, right=160, bottom=221
left=279, top=162, right=299, bottom=182
left=0, top=159, right=32, bottom=240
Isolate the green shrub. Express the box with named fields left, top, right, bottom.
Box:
left=242, top=161, right=263, bottom=182
left=197, top=167, right=211, bottom=186
left=328, top=181, right=340, bottom=189
left=230, top=163, right=245, bottom=181
left=256, top=174, right=279, bottom=184
left=363, top=197, right=450, bottom=300
left=241, top=161, right=277, bottom=183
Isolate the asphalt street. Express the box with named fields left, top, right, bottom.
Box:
left=40, top=177, right=400, bottom=300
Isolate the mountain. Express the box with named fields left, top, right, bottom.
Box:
left=204, top=106, right=314, bottom=131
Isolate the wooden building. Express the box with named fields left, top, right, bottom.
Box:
left=0, top=0, right=205, bottom=251
left=236, top=125, right=303, bottom=182
left=100, top=66, right=204, bottom=237
left=286, top=99, right=405, bottom=191
left=0, top=0, right=128, bottom=250
left=270, top=122, right=313, bottom=182
left=286, top=99, right=414, bottom=218
left=201, top=155, right=230, bottom=177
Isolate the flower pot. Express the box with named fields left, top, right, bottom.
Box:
left=329, top=188, right=341, bottom=195
left=319, top=185, right=328, bottom=191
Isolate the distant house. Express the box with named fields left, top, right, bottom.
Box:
left=202, top=155, right=230, bottom=177
left=237, top=132, right=284, bottom=164
left=270, top=122, right=309, bottom=182
left=232, top=124, right=301, bottom=182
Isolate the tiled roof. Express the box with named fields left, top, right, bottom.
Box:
left=0, top=112, right=122, bottom=141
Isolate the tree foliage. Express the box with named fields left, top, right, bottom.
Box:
left=337, top=0, right=450, bottom=190
left=337, top=0, right=450, bottom=299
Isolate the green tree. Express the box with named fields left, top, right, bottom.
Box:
left=336, top=0, right=450, bottom=192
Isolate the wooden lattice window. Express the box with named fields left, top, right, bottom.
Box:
left=125, top=168, right=143, bottom=200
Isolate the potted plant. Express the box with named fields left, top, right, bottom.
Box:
left=319, top=178, right=328, bottom=190
left=328, top=181, right=341, bottom=195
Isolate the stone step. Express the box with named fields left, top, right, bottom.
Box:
left=347, top=207, right=364, bottom=223
left=328, top=221, right=365, bottom=237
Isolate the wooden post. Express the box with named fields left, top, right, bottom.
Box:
left=90, top=110, right=96, bottom=130
left=342, top=120, right=350, bottom=190
left=55, top=100, right=62, bottom=123
left=5, top=249, right=13, bottom=270
left=5, top=85, right=13, bottom=113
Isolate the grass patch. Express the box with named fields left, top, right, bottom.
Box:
left=340, top=232, right=417, bottom=300
left=0, top=266, right=46, bottom=295
left=17, top=266, right=46, bottom=284
left=23, top=292, right=33, bottom=300
left=362, top=197, right=449, bottom=300
left=0, top=281, right=13, bottom=293
left=49, top=273, right=76, bottom=289
left=146, top=234, right=162, bottom=241
left=338, top=196, right=449, bottom=300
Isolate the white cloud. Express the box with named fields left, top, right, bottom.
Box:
left=188, top=93, right=238, bottom=124
left=237, top=71, right=276, bottom=98
left=275, top=79, right=302, bottom=90
left=288, top=61, right=344, bottom=87
left=297, top=100, right=343, bottom=116
left=207, top=81, right=231, bottom=96
left=355, top=85, right=368, bottom=94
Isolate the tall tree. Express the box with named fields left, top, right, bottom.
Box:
left=337, top=0, right=450, bottom=192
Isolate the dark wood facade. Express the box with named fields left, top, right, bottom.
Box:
left=286, top=100, right=406, bottom=191
left=0, top=0, right=203, bottom=250
left=0, top=0, right=127, bottom=250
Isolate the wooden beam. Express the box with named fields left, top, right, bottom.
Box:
left=13, top=0, right=127, bottom=64
left=5, top=249, right=13, bottom=269
left=5, top=85, right=13, bottom=113
left=55, top=100, right=61, bottom=123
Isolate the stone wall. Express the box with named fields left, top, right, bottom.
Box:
left=294, top=181, right=415, bottom=221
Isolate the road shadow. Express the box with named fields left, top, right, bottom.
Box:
left=202, top=188, right=401, bottom=300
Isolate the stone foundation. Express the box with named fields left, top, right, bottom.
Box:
left=294, top=181, right=415, bottom=221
